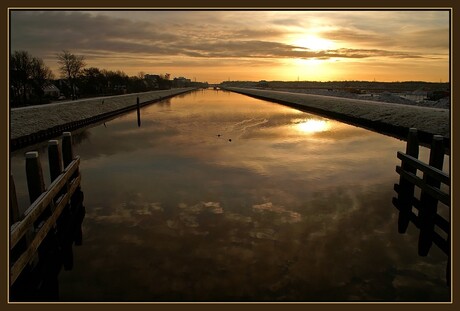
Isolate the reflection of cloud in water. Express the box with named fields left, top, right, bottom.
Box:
left=203, top=201, right=224, bottom=214
left=165, top=201, right=226, bottom=235
left=252, top=202, right=302, bottom=224
left=47, top=90, right=449, bottom=301
left=225, top=212, right=252, bottom=224
left=249, top=228, right=278, bottom=241
left=89, top=192, right=164, bottom=225
left=178, top=201, right=224, bottom=214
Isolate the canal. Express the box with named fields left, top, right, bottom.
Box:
left=10, top=89, right=450, bottom=302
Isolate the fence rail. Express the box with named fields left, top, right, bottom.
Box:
left=392, top=128, right=450, bottom=285
left=9, top=132, right=85, bottom=295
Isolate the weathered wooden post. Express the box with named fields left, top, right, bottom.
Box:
left=418, top=135, right=444, bottom=256
left=10, top=174, right=20, bottom=224
left=397, top=128, right=419, bottom=233
left=137, top=96, right=141, bottom=127
left=60, top=133, right=78, bottom=269
left=24, top=151, right=46, bottom=267
left=25, top=151, right=45, bottom=205
left=48, top=140, right=63, bottom=182
left=62, top=132, right=74, bottom=168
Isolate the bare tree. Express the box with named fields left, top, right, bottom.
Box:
left=57, top=50, right=86, bottom=99
left=10, top=50, right=54, bottom=106
left=30, top=57, right=54, bottom=96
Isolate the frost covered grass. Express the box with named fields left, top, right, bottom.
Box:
left=225, top=87, right=450, bottom=140
left=10, top=88, right=195, bottom=139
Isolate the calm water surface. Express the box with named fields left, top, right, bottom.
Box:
left=10, top=89, right=450, bottom=302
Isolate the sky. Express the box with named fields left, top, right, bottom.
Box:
left=9, top=10, right=450, bottom=84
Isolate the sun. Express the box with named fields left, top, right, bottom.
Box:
left=292, top=34, right=335, bottom=51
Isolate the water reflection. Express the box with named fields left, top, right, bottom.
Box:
left=10, top=89, right=450, bottom=302
left=294, top=118, right=330, bottom=134
left=10, top=187, right=86, bottom=301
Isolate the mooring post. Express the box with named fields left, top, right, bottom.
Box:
left=10, top=174, right=20, bottom=224
left=49, top=139, right=71, bottom=270
left=397, top=128, right=419, bottom=233
left=25, top=151, right=45, bottom=205
left=48, top=140, right=63, bottom=182
left=25, top=150, right=50, bottom=266
left=62, top=132, right=74, bottom=169
left=418, top=135, right=444, bottom=256
left=137, top=97, right=141, bottom=127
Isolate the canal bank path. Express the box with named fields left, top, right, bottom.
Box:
left=10, top=88, right=196, bottom=150
left=224, top=87, right=450, bottom=150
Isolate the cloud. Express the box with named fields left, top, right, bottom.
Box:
left=9, top=10, right=449, bottom=81
left=320, top=27, right=449, bottom=52
left=11, top=10, right=442, bottom=64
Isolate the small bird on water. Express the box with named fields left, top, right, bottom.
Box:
left=228, top=139, right=232, bottom=142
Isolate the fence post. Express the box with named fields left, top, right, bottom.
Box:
left=418, top=135, right=444, bottom=256
left=59, top=134, right=79, bottom=269
left=397, top=128, right=419, bottom=233
left=48, top=140, right=63, bottom=182
left=137, top=97, right=141, bottom=127
left=25, top=151, right=45, bottom=205
left=24, top=151, right=46, bottom=267
left=62, top=132, right=74, bottom=169
left=10, top=174, right=20, bottom=224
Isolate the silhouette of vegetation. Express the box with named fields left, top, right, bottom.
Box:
left=10, top=50, right=54, bottom=107
left=57, top=50, right=86, bottom=100
left=10, top=49, right=208, bottom=107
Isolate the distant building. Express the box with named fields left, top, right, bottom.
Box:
left=173, top=77, right=191, bottom=87
left=43, top=83, right=60, bottom=98
left=144, top=74, right=161, bottom=81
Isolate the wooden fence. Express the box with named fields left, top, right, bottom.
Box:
left=392, top=128, right=450, bottom=285
left=9, top=132, right=85, bottom=300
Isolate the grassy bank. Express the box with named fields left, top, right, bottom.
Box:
left=10, top=88, right=196, bottom=151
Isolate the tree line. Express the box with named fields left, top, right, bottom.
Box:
left=10, top=50, right=204, bottom=107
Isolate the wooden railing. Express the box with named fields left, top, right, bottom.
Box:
left=9, top=132, right=85, bottom=296
left=392, top=128, right=450, bottom=285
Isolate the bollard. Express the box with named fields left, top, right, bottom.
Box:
left=62, top=132, right=74, bottom=169
left=25, top=151, right=45, bottom=205
left=48, top=140, right=63, bottom=182
left=137, top=97, right=141, bottom=127
left=25, top=150, right=48, bottom=263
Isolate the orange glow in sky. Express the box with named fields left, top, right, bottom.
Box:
left=10, top=10, right=450, bottom=83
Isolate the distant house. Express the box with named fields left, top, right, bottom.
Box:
left=144, top=74, right=161, bottom=89
left=173, top=77, right=191, bottom=87
left=144, top=74, right=161, bottom=81
left=43, top=83, right=60, bottom=98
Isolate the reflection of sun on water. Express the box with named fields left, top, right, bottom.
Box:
left=296, top=119, right=330, bottom=134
